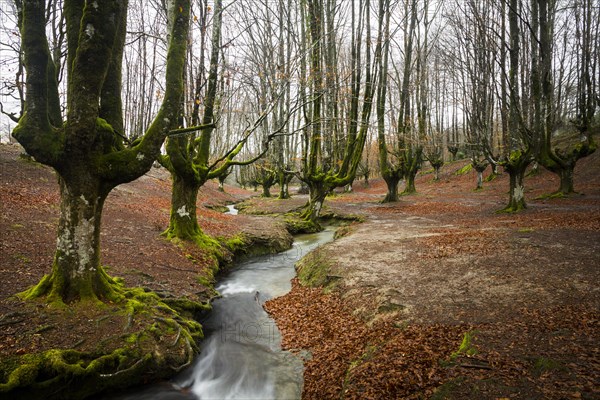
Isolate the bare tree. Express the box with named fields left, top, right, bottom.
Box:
left=13, top=0, right=191, bottom=303
left=537, top=0, right=597, bottom=195
left=299, top=0, right=380, bottom=226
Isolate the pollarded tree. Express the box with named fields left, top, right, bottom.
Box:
left=497, top=0, right=535, bottom=212
left=378, top=0, right=418, bottom=201
left=449, top=0, right=502, bottom=188
left=537, top=0, right=597, bottom=195
left=161, top=0, right=288, bottom=249
left=377, top=0, right=404, bottom=202
left=12, top=0, right=191, bottom=304
left=299, top=0, right=381, bottom=224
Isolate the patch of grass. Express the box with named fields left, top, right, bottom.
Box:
left=14, top=254, right=31, bottom=264
left=455, top=163, right=473, bottom=175
left=484, top=173, right=498, bottom=182
left=532, top=357, right=566, bottom=376
left=517, top=227, right=535, bottom=233
left=449, top=331, right=478, bottom=361
left=431, top=377, right=466, bottom=400
left=535, top=192, right=567, bottom=200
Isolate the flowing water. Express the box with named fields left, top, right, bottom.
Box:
left=105, top=225, right=334, bottom=400
left=224, top=204, right=238, bottom=215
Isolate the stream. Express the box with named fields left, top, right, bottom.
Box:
left=106, top=206, right=333, bottom=400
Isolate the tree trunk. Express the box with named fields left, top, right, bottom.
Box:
left=164, top=175, right=202, bottom=241
left=278, top=171, right=292, bottom=199
left=506, top=167, right=527, bottom=211
left=433, top=166, right=440, bottom=182
left=559, top=164, right=575, bottom=194
left=500, top=151, right=531, bottom=212
left=302, top=182, right=327, bottom=224
left=262, top=183, right=272, bottom=198
left=14, top=0, right=191, bottom=306
left=382, top=174, right=400, bottom=203
left=278, top=182, right=289, bottom=199
left=476, top=170, right=484, bottom=190
left=402, top=170, right=418, bottom=195
left=23, top=176, right=116, bottom=304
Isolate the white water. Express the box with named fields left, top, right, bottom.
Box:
left=224, top=204, right=238, bottom=215
left=104, top=228, right=334, bottom=400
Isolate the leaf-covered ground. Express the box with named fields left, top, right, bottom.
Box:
left=1, top=140, right=599, bottom=399
left=0, top=143, right=290, bottom=382
left=261, top=150, right=600, bottom=399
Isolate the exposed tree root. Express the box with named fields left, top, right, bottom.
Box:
left=1, top=273, right=205, bottom=400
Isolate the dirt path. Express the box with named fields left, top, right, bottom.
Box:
left=264, top=151, right=600, bottom=399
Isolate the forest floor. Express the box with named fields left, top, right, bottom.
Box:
left=0, top=142, right=292, bottom=395
left=257, top=152, right=599, bottom=399
left=1, top=141, right=599, bottom=399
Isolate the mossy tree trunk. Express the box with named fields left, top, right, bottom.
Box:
left=262, top=182, right=273, bottom=198
left=448, top=145, right=459, bottom=161
left=26, top=175, right=117, bottom=303
left=217, top=167, right=232, bottom=192
left=13, top=0, right=191, bottom=304
left=257, top=166, right=276, bottom=198
left=299, top=0, right=380, bottom=227
left=558, top=164, right=575, bottom=194
left=382, top=173, right=401, bottom=203
left=301, top=180, right=327, bottom=224
left=403, top=169, right=417, bottom=195
left=500, top=150, right=531, bottom=212
left=472, top=158, right=488, bottom=190
left=401, top=147, right=422, bottom=195
left=163, top=0, right=282, bottom=243
left=277, top=170, right=293, bottom=199
left=430, top=159, right=443, bottom=181
left=164, top=174, right=202, bottom=241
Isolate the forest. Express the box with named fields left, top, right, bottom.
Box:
left=0, top=0, right=598, bottom=399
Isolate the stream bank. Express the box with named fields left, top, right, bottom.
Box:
left=104, top=228, right=335, bottom=400
left=0, top=145, right=299, bottom=400
left=0, top=215, right=294, bottom=400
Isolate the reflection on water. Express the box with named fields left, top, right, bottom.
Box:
left=103, top=228, right=334, bottom=400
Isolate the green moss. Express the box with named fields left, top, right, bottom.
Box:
left=532, top=357, right=566, bottom=376
left=162, top=297, right=211, bottom=318
left=450, top=331, right=478, bottom=360
left=484, top=173, right=498, bottom=182
left=495, top=204, right=527, bottom=214
left=535, top=191, right=567, bottom=200
left=196, top=274, right=213, bottom=287
left=517, top=228, right=535, bottom=233
left=284, top=213, right=322, bottom=234
left=508, top=149, right=523, bottom=163
left=2, top=274, right=204, bottom=399
left=296, top=248, right=339, bottom=291
left=224, top=234, right=248, bottom=253
left=455, top=163, right=473, bottom=175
